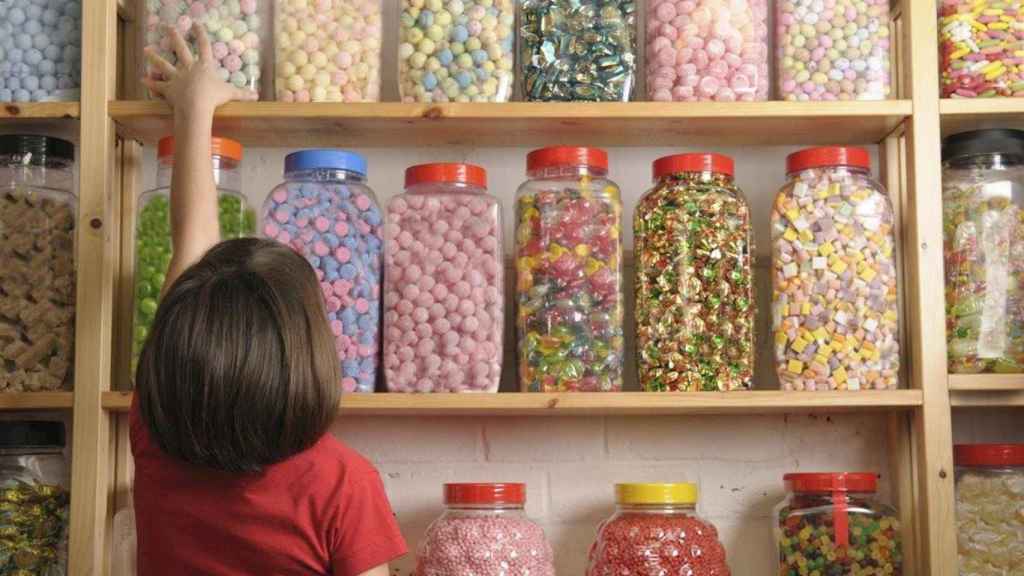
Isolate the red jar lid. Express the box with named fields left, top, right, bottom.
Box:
left=954, top=444, right=1024, bottom=467
left=784, top=473, right=878, bottom=493
left=653, top=153, right=734, bottom=180
left=158, top=136, right=243, bottom=162
left=786, top=146, right=870, bottom=174
left=444, top=483, right=525, bottom=505
left=405, top=163, right=487, bottom=189
left=527, top=146, right=608, bottom=172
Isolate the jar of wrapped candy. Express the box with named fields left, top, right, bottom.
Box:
left=274, top=0, right=382, bottom=102
left=0, top=135, right=75, bottom=392
left=0, top=421, right=70, bottom=575
left=776, top=0, right=892, bottom=101
left=0, top=0, right=82, bottom=102
left=942, top=129, right=1024, bottom=373
left=587, top=483, right=730, bottom=576
left=416, top=483, right=555, bottom=576
left=771, top=147, right=900, bottom=391
left=519, top=0, right=638, bottom=101
left=515, top=147, right=624, bottom=392
left=262, top=150, right=382, bottom=392
left=954, top=444, right=1024, bottom=575
left=384, top=164, right=503, bottom=393
left=133, top=136, right=254, bottom=374
left=645, top=0, right=769, bottom=101
left=635, top=153, right=753, bottom=391
left=398, top=0, right=515, bottom=102
left=775, top=473, right=902, bottom=575
left=940, top=1, right=1024, bottom=98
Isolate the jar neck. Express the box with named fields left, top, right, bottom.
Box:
left=285, top=168, right=366, bottom=183
left=790, top=491, right=876, bottom=506
left=790, top=165, right=870, bottom=179
left=944, top=153, right=1024, bottom=171
left=616, top=503, right=697, bottom=514
left=158, top=155, right=241, bottom=192
left=1, top=156, right=75, bottom=192
left=658, top=171, right=734, bottom=185
left=406, top=181, right=486, bottom=194
left=445, top=504, right=525, bottom=511
left=528, top=165, right=608, bottom=179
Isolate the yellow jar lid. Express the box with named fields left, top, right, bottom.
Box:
left=615, top=483, right=698, bottom=505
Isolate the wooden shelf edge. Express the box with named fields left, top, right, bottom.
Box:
left=0, top=102, right=80, bottom=120
left=948, top=373, right=1024, bottom=391
left=940, top=98, right=1024, bottom=117
left=0, top=391, right=74, bottom=410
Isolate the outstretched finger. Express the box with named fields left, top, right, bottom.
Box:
left=141, top=77, right=170, bottom=98
left=167, top=26, right=193, bottom=68
left=144, top=47, right=177, bottom=79
left=193, top=23, right=213, bottom=63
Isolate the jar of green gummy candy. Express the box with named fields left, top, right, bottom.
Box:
left=131, top=136, right=255, bottom=375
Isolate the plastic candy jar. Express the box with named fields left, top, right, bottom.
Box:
left=645, top=0, right=769, bottom=102
left=775, top=473, right=902, bottom=575
left=940, top=1, right=1024, bottom=98
left=0, top=135, right=75, bottom=392
left=383, top=164, right=503, bottom=393
left=635, top=153, right=753, bottom=391
left=942, top=129, right=1024, bottom=374
left=519, top=0, right=638, bottom=101
left=776, top=0, right=892, bottom=101
left=132, top=136, right=254, bottom=373
left=416, top=483, right=555, bottom=576
left=771, top=147, right=900, bottom=391
left=515, top=147, right=624, bottom=392
left=398, top=0, right=515, bottom=103
left=274, top=0, right=382, bottom=102
left=954, top=444, right=1024, bottom=575
left=587, top=483, right=730, bottom=576
left=0, top=0, right=82, bottom=102
left=262, top=150, right=382, bottom=392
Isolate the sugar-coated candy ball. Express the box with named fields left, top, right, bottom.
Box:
left=0, top=0, right=81, bottom=102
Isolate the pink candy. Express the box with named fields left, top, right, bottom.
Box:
left=416, top=514, right=554, bottom=576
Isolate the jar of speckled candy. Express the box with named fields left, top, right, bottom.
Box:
left=515, top=147, right=624, bottom=392
left=954, top=444, right=1024, bottom=575
left=262, top=150, right=382, bottom=393
left=0, top=0, right=82, bottom=102
left=771, top=147, right=899, bottom=391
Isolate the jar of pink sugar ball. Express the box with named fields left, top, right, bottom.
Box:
left=384, top=164, right=503, bottom=394
left=416, top=483, right=555, bottom=576
left=645, top=0, right=770, bottom=102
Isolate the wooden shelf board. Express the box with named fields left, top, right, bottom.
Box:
left=0, top=102, right=80, bottom=120
left=110, top=100, right=913, bottom=147
left=940, top=99, right=1024, bottom=136
left=948, top=373, right=1024, bottom=391
left=0, top=392, right=73, bottom=410
left=951, top=390, right=1024, bottom=408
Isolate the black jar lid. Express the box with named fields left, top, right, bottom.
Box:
left=0, top=135, right=74, bottom=165
left=942, top=129, right=1024, bottom=162
left=0, top=421, right=66, bottom=449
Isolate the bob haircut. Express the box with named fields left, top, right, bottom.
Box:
left=136, top=238, right=341, bottom=473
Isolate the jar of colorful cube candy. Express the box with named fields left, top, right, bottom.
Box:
left=274, top=0, right=382, bottom=102
left=775, top=473, right=902, bottom=575
left=771, top=147, right=900, bottom=391
left=776, top=0, right=892, bottom=101
left=0, top=0, right=82, bottom=102
left=384, top=164, right=503, bottom=393
left=954, top=444, right=1024, bottom=575
left=132, top=136, right=254, bottom=374
left=942, top=129, right=1024, bottom=373
left=416, top=483, right=555, bottom=576
left=645, top=0, right=769, bottom=101
left=398, top=0, right=515, bottom=103
left=587, top=483, right=730, bottom=576
left=515, top=147, right=624, bottom=392
left=635, top=153, right=754, bottom=392
left=940, top=1, right=1024, bottom=98
left=519, top=0, right=638, bottom=101
left=262, top=150, right=382, bottom=393
left=0, top=135, right=75, bottom=392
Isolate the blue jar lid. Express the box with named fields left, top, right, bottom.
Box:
left=285, top=149, right=367, bottom=175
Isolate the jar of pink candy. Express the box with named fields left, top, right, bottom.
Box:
left=261, top=150, right=382, bottom=393
left=416, top=483, right=555, bottom=576
left=645, top=0, right=769, bottom=102
left=384, top=164, right=503, bottom=394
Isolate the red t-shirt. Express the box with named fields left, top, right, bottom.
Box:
left=130, top=399, right=407, bottom=576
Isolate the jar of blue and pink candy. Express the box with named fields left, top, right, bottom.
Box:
left=261, top=150, right=382, bottom=393
left=0, top=0, right=82, bottom=102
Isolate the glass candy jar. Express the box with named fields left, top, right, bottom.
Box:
left=954, top=444, right=1024, bottom=575
left=940, top=0, right=1024, bottom=98
left=0, top=0, right=82, bottom=102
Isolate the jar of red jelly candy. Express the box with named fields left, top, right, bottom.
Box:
left=416, top=483, right=555, bottom=576
left=383, top=164, right=503, bottom=393
left=587, top=483, right=730, bottom=576
left=775, top=473, right=902, bottom=576
left=515, top=147, right=624, bottom=392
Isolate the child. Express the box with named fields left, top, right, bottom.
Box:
left=131, top=25, right=407, bottom=575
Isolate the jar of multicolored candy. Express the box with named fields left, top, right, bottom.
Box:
left=940, top=1, right=1024, bottom=98
left=519, top=0, right=638, bottom=101
left=775, top=473, right=902, bottom=576
left=772, top=147, right=900, bottom=391
left=262, top=150, right=382, bottom=392
left=0, top=0, right=82, bottom=102
left=397, top=0, right=516, bottom=102
left=273, top=0, right=382, bottom=102
left=132, top=136, right=254, bottom=374
left=587, top=483, right=730, bottom=576
left=635, top=153, right=753, bottom=391
left=383, top=164, right=503, bottom=393
left=954, top=444, right=1024, bottom=575
left=942, top=129, right=1024, bottom=373
left=416, top=483, right=555, bottom=576
left=515, top=147, right=624, bottom=392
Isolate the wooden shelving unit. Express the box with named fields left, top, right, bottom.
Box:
left=0, top=392, right=75, bottom=410
left=940, top=98, right=1024, bottom=135
left=0, top=102, right=80, bottom=120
